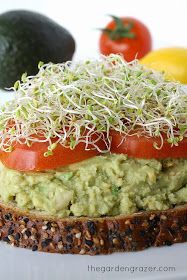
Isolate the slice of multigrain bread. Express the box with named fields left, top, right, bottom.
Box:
left=0, top=201, right=187, bottom=255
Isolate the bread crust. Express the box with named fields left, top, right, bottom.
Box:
left=0, top=202, right=187, bottom=255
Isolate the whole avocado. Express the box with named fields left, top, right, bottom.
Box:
left=0, top=10, right=76, bottom=88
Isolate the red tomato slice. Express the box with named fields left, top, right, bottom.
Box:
left=110, top=130, right=187, bottom=159
left=0, top=135, right=106, bottom=172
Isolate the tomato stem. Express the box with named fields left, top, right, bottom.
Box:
left=102, top=15, right=136, bottom=40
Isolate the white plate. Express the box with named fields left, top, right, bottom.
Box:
left=0, top=242, right=187, bottom=280
left=0, top=89, right=187, bottom=280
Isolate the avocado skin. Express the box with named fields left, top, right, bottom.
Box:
left=0, top=10, right=76, bottom=88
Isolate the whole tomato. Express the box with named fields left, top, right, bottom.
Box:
left=99, top=15, right=152, bottom=62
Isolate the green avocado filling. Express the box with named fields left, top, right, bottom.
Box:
left=0, top=154, right=187, bottom=217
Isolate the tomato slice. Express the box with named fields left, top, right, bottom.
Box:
left=0, top=135, right=106, bottom=172
left=110, top=130, right=187, bottom=159
left=2, top=128, right=186, bottom=172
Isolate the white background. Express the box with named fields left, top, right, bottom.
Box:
left=0, top=1, right=187, bottom=280
left=0, top=0, right=187, bottom=60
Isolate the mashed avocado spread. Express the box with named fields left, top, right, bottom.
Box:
left=0, top=154, right=187, bottom=217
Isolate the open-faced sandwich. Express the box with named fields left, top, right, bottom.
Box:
left=0, top=54, right=186, bottom=255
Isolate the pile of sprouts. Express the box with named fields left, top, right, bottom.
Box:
left=0, top=54, right=186, bottom=154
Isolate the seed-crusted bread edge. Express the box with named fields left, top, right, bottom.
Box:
left=0, top=202, right=187, bottom=255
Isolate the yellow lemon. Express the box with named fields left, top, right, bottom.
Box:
left=141, top=47, right=187, bottom=84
